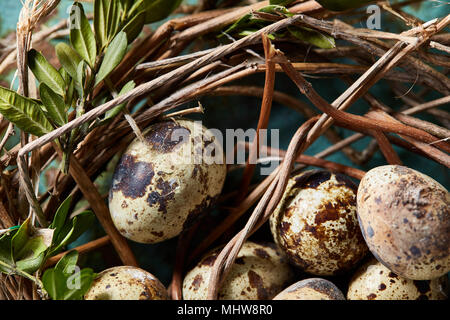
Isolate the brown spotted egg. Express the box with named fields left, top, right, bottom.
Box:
left=182, top=241, right=294, bottom=300
left=357, top=165, right=449, bottom=280
left=347, top=258, right=449, bottom=300
left=84, top=266, right=168, bottom=300
left=273, top=278, right=345, bottom=300
left=109, top=118, right=227, bottom=244
left=270, top=170, right=368, bottom=276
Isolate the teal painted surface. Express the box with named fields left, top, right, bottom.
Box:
left=1, top=0, right=449, bottom=286
left=0, top=0, right=22, bottom=37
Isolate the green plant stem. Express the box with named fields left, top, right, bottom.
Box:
left=0, top=259, right=46, bottom=296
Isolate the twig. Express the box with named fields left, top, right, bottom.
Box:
left=277, top=52, right=450, bottom=154
left=237, top=34, right=276, bottom=202
left=44, top=236, right=110, bottom=268
left=207, top=117, right=318, bottom=299
left=52, top=144, right=138, bottom=267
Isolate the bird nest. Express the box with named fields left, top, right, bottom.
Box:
left=0, top=0, right=449, bottom=300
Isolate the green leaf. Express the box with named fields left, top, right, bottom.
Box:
left=53, top=211, right=95, bottom=253
left=14, top=236, right=47, bottom=261
left=42, top=267, right=67, bottom=300
left=94, top=0, right=109, bottom=49
left=39, top=84, right=67, bottom=127
left=69, top=2, right=97, bottom=68
left=259, top=5, right=293, bottom=16
left=139, top=0, right=182, bottom=24
left=15, top=239, right=47, bottom=273
left=0, top=231, right=16, bottom=274
left=59, top=67, right=70, bottom=85
left=120, top=0, right=134, bottom=13
left=11, top=218, right=31, bottom=261
left=62, top=268, right=94, bottom=300
left=106, top=0, right=122, bottom=43
left=49, top=195, right=72, bottom=239
left=239, top=30, right=276, bottom=40
left=289, top=26, right=335, bottom=49
left=55, top=250, right=78, bottom=275
left=66, top=79, right=75, bottom=109
left=121, top=10, right=145, bottom=44
left=11, top=218, right=52, bottom=273
left=43, top=250, right=94, bottom=300
left=223, top=14, right=252, bottom=36
left=128, top=0, right=144, bottom=17
left=0, top=86, right=53, bottom=137
left=28, top=49, right=66, bottom=97
left=101, top=80, right=135, bottom=124
left=95, top=32, right=128, bottom=86
left=316, top=0, right=373, bottom=11
left=75, top=61, right=87, bottom=98
left=223, top=5, right=291, bottom=37
left=55, top=43, right=82, bottom=80
left=63, top=211, right=95, bottom=246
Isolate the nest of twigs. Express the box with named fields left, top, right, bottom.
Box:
left=0, top=0, right=449, bottom=300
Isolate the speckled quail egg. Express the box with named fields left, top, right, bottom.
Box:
left=109, top=118, right=227, bottom=244
left=84, top=266, right=168, bottom=300
left=182, top=241, right=295, bottom=300
left=270, top=170, right=368, bottom=276
left=357, top=165, right=449, bottom=280
left=347, top=258, right=449, bottom=300
left=273, top=278, right=345, bottom=300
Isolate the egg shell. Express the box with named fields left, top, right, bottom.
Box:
left=270, top=170, right=368, bottom=276
left=182, top=241, right=294, bottom=300
left=347, top=258, right=449, bottom=300
left=109, top=119, right=227, bottom=244
left=273, top=278, right=345, bottom=300
left=357, top=165, right=449, bottom=280
left=84, top=266, right=168, bottom=300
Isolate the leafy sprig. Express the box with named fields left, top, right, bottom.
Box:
left=0, top=196, right=95, bottom=298
left=0, top=0, right=181, bottom=173
left=42, top=250, right=95, bottom=300
left=222, top=4, right=336, bottom=49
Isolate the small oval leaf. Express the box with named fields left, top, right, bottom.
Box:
left=122, top=10, right=145, bottom=44
left=0, top=86, right=53, bottom=137
left=94, top=0, right=109, bottom=49
left=39, top=84, right=67, bottom=127
left=139, top=0, right=182, bottom=24
left=95, top=31, right=128, bottom=86
left=100, top=80, right=135, bottom=124
left=49, top=195, right=72, bottom=238
left=69, top=2, right=97, bottom=68
left=289, top=27, right=336, bottom=49
left=55, top=250, right=79, bottom=275
left=106, top=0, right=121, bottom=43
left=55, top=43, right=82, bottom=80
left=42, top=268, right=66, bottom=300
left=28, top=49, right=66, bottom=97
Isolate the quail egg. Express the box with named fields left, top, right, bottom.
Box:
left=109, top=118, right=227, bottom=244
left=357, top=165, right=449, bottom=280
left=182, top=241, right=294, bottom=300
left=270, top=170, right=368, bottom=276
left=273, top=278, right=345, bottom=300
left=84, top=266, right=168, bottom=300
left=347, top=258, right=448, bottom=300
